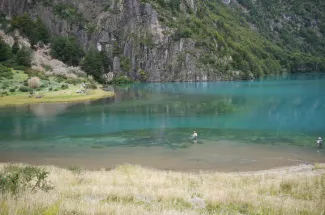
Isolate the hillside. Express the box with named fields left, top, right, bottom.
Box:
left=0, top=0, right=324, bottom=82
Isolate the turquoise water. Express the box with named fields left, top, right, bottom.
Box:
left=0, top=73, right=324, bottom=171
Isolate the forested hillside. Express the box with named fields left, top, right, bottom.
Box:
left=0, top=0, right=324, bottom=83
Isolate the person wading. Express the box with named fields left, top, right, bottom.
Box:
left=192, top=131, right=198, bottom=143
left=316, top=137, right=322, bottom=148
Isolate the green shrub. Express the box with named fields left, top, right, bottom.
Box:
left=50, top=36, right=84, bottom=66
left=25, top=69, right=47, bottom=80
left=19, top=86, right=33, bottom=92
left=1, top=82, right=9, bottom=89
left=12, top=65, right=27, bottom=71
left=120, top=56, right=131, bottom=72
left=139, top=69, right=148, bottom=82
left=86, top=82, right=97, bottom=89
left=53, top=3, right=86, bottom=24
left=55, top=75, right=66, bottom=83
left=0, top=165, right=53, bottom=195
left=0, top=91, right=9, bottom=97
left=0, top=39, right=12, bottom=62
left=66, top=78, right=82, bottom=85
left=16, top=46, right=32, bottom=67
left=0, top=64, right=13, bottom=79
left=9, top=88, right=16, bottom=93
left=23, top=80, right=28, bottom=86
left=42, top=64, right=52, bottom=71
left=10, top=14, right=50, bottom=45
left=61, top=84, right=69, bottom=90
left=12, top=39, right=20, bottom=54
left=109, top=76, right=134, bottom=85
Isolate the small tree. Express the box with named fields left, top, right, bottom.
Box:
left=11, top=13, right=37, bottom=45
left=81, top=46, right=104, bottom=82
left=50, top=36, right=84, bottom=66
left=28, top=77, right=41, bottom=89
left=16, top=46, right=32, bottom=67
left=35, top=17, right=50, bottom=44
left=12, top=38, right=20, bottom=54
left=0, top=39, right=12, bottom=62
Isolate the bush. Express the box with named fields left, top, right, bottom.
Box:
left=19, top=86, right=33, bottom=92
left=139, top=69, right=148, bottom=82
left=0, top=64, right=13, bottom=79
left=12, top=65, right=27, bottom=71
left=0, top=39, right=12, bottom=62
left=1, top=82, right=9, bottom=89
left=16, top=46, right=32, bottom=67
left=66, top=78, right=82, bottom=85
left=0, top=91, right=9, bottom=97
left=0, top=165, right=53, bottom=195
left=28, top=77, right=41, bottom=89
left=61, top=84, right=69, bottom=90
left=9, top=88, right=16, bottom=93
left=109, top=76, right=134, bottom=85
left=50, top=36, right=84, bottom=66
left=86, top=82, right=97, bottom=89
left=55, top=75, right=67, bottom=83
left=10, top=14, right=50, bottom=45
left=25, top=69, right=47, bottom=79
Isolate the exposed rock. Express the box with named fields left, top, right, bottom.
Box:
left=0, top=0, right=239, bottom=82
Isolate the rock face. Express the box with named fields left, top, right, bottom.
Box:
left=0, top=0, right=241, bottom=82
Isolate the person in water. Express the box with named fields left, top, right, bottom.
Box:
left=316, top=137, right=322, bottom=148
left=192, top=131, right=198, bottom=143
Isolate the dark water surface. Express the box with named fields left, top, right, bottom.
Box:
left=0, top=73, right=325, bottom=172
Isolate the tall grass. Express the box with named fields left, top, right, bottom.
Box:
left=0, top=163, right=324, bottom=215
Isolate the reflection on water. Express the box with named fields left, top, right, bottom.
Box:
left=0, top=73, right=324, bottom=171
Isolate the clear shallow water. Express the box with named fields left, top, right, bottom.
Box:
left=0, top=73, right=324, bottom=171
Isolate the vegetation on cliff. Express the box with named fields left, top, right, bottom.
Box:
left=0, top=14, right=114, bottom=104
left=143, top=0, right=325, bottom=77
left=1, top=0, right=325, bottom=82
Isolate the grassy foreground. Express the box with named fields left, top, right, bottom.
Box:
left=0, top=163, right=324, bottom=215
left=0, top=89, right=114, bottom=106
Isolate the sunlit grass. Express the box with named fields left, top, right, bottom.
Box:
left=0, top=163, right=324, bottom=215
left=0, top=89, right=114, bottom=106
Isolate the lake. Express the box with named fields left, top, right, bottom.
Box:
left=0, top=73, right=324, bottom=172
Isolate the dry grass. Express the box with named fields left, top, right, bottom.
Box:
left=0, top=89, right=114, bottom=106
left=314, top=163, right=325, bottom=170
left=0, top=163, right=324, bottom=215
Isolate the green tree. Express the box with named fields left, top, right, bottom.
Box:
left=11, top=13, right=37, bottom=45
left=0, top=39, right=12, bottom=62
left=12, top=38, right=20, bottom=54
left=16, top=46, right=32, bottom=67
left=35, top=17, right=50, bottom=44
left=50, top=36, right=66, bottom=59
left=100, top=51, right=112, bottom=73
left=82, top=46, right=104, bottom=82
left=50, top=36, right=84, bottom=66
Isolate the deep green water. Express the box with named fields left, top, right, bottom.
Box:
left=0, top=73, right=324, bottom=171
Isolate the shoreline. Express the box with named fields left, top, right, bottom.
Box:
left=1, top=161, right=323, bottom=175
left=0, top=89, right=115, bottom=107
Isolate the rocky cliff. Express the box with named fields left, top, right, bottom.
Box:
left=1, top=0, right=324, bottom=82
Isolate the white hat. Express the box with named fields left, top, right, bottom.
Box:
left=319, top=137, right=322, bottom=140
